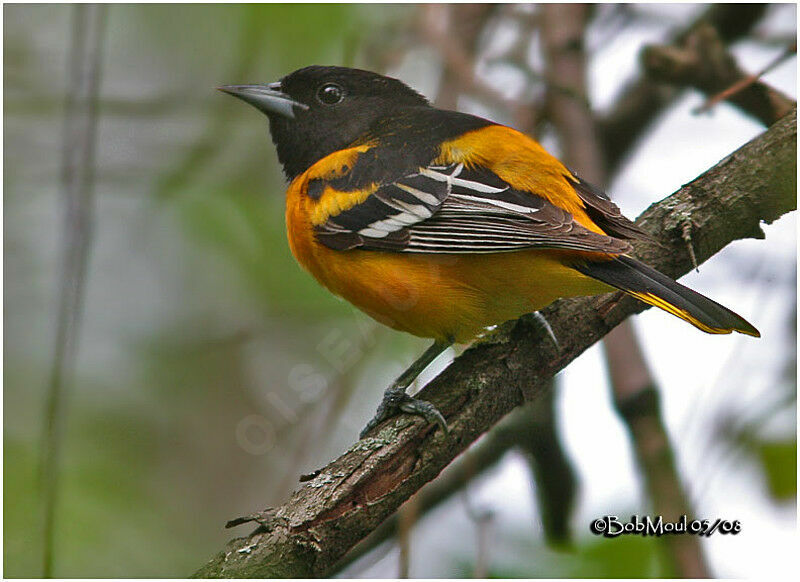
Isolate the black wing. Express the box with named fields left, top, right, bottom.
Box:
left=569, top=172, right=653, bottom=242
left=315, top=163, right=632, bottom=255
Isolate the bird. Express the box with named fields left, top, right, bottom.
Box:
left=219, top=65, right=759, bottom=438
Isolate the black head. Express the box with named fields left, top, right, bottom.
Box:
left=219, top=66, right=431, bottom=180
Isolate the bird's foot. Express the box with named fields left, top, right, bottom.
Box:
left=359, top=386, right=448, bottom=439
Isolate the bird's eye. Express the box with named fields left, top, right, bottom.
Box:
left=317, top=83, right=344, bottom=105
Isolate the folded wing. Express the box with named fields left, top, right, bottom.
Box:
left=314, top=163, right=632, bottom=255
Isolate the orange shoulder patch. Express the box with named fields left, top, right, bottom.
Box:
left=305, top=143, right=374, bottom=182
left=435, top=125, right=604, bottom=234
left=309, top=184, right=378, bottom=226
left=296, top=144, right=378, bottom=227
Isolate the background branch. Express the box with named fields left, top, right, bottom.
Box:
left=193, top=108, right=796, bottom=578
left=39, top=4, right=105, bottom=577
left=642, top=22, right=795, bottom=126
left=424, top=4, right=497, bottom=111
left=541, top=4, right=709, bottom=576
left=597, top=3, right=769, bottom=175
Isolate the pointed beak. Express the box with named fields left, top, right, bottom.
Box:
left=217, top=82, right=308, bottom=119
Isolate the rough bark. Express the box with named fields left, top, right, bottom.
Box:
left=193, top=109, right=796, bottom=578
left=333, top=397, right=564, bottom=573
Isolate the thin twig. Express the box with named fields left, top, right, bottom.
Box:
left=397, top=495, right=417, bottom=578
left=694, top=42, right=796, bottom=115
left=681, top=221, right=700, bottom=273
left=461, top=488, right=494, bottom=578
left=418, top=4, right=516, bottom=114
left=39, top=4, right=105, bottom=577
left=642, top=22, right=795, bottom=127
left=597, top=4, right=769, bottom=174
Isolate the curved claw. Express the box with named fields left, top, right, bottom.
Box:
left=398, top=397, right=448, bottom=434
left=360, top=388, right=448, bottom=438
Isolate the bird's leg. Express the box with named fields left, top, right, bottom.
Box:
left=360, top=340, right=451, bottom=438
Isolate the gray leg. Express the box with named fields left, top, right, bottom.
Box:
left=360, top=340, right=451, bottom=438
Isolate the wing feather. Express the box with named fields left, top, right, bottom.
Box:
left=569, top=172, right=654, bottom=242
left=314, top=163, right=632, bottom=255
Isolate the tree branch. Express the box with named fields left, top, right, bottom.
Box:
left=597, top=3, right=769, bottom=174
left=194, top=108, right=796, bottom=578
left=642, top=22, right=795, bottom=127
left=40, top=4, right=105, bottom=577
left=425, top=4, right=496, bottom=111
left=418, top=4, right=514, bottom=113
left=332, top=397, right=562, bottom=573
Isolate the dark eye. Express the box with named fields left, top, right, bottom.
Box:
left=317, top=83, right=344, bottom=105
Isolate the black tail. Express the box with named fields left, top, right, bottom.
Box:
left=575, top=255, right=760, bottom=337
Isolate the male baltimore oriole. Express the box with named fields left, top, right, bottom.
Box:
left=220, top=66, right=759, bottom=438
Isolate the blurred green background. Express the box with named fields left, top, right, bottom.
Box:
left=4, top=4, right=422, bottom=576
left=4, top=3, right=796, bottom=578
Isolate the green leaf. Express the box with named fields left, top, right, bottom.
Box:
left=756, top=440, right=797, bottom=501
